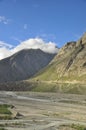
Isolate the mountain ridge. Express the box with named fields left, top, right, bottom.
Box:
left=0, top=33, right=86, bottom=94
left=34, top=33, right=86, bottom=82
left=0, top=49, right=56, bottom=83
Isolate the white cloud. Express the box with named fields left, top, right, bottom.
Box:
left=13, top=38, right=58, bottom=54
left=0, top=41, right=13, bottom=48
left=0, top=47, right=12, bottom=60
left=0, top=16, right=10, bottom=24
left=0, top=38, right=58, bottom=60
left=0, top=41, right=14, bottom=59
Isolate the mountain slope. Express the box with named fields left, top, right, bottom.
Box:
left=34, top=33, right=86, bottom=82
left=0, top=34, right=86, bottom=94
left=0, top=49, right=56, bottom=83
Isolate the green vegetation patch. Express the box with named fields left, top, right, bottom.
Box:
left=0, top=128, right=7, bottom=130
left=32, top=82, right=57, bottom=92
left=0, top=122, right=25, bottom=127
left=0, top=104, right=12, bottom=115
left=31, top=81, right=86, bottom=94
left=0, top=104, right=12, bottom=120
left=59, top=100, right=81, bottom=104
left=59, top=124, right=86, bottom=130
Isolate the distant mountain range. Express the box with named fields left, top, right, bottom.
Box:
left=0, top=33, right=86, bottom=93
left=0, top=49, right=56, bottom=83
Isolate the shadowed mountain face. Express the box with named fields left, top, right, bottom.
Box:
left=0, top=49, right=56, bottom=83
left=35, top=33, right=86, bottom=82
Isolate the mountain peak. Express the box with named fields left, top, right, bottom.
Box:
left=0, top=49, right=56, bottom=83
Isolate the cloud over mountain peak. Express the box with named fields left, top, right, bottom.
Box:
left=0, top=38, right=58, bottom=60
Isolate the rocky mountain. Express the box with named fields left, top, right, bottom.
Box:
left=0, top=49, right=56, bottom=83
left=35, top=33, right=86, bottom=82
left=0, top=33, right=86, bottom=94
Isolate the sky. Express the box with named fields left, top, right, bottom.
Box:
left=0, top=0, right=86, bottom=59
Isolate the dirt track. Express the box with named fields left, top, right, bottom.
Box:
left=0, top=91, right=86, bottom=130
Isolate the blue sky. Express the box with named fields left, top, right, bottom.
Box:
left=0, top=0, right=86, bottom=59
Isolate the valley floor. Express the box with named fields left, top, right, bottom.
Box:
left=0, top=91, right=86, bottom=130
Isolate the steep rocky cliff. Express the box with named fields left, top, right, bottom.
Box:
left=35, top=33, right=86, bottom=82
